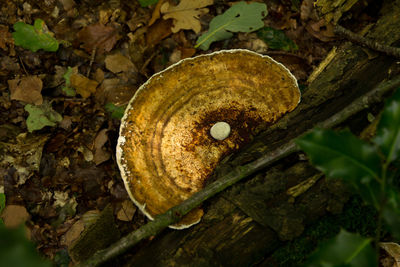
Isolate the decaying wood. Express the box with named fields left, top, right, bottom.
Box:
left=81, top=1, right=400, bottom=266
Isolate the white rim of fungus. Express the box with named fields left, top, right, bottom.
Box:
left=116, top=49, right=300, bottom=229
left=210, top=122, right=231, bottom=140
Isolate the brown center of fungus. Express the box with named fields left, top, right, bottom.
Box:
left=116, top=49, right=301, bottom=229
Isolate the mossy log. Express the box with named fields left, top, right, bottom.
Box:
left=125, top=1, right=400, bottom=266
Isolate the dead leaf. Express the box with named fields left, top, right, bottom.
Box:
left=104, top=53, right=136, bottom=74
left=94, top=68, right=105, bottom=83
left=63, top=219, right=85, bottom=248
left=70, top=73, right=99, bottom=98
left=76, top=23, right=120, bottom=54
left=300, top=0, right=315, bottom=21
left=380, top=242, right=400, bottom=267
left=1, top=133, right=49, bottom=186
left=117, top=200, right=136, bottom=221
left=306, top=19, right=335, bottom=42
left=1, top=205, right=30, bottom=228
left=93, top=128, right=110, bottom=165
left=0, top=24, right=13, bottom=51
left=161, top=0, right=213, bottom=33
left=146, top=19, right=173, bottom=47
left=148, top=0, right=167, bottom=26
left=8, top=76, right=43, bottom=105
left=60, top=0, right=76, bottom=11
left=96, top=78, right=136, bottom=105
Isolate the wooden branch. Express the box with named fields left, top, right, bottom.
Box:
left=80, top=76, right=400, bottom=267
left=334, top=25, right=400, bottom=59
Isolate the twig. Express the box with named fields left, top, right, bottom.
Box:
left=80, top=76, right=400, bottom=267
left=86, top=47, right=96, bottom=77
left=334, top=25, right=400, bottom=59
left=18, top=56, right=29, bottom=76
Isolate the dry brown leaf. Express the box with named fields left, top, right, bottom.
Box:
left=76, top=23, right=120, bottom=54
left=148, top=0, right=167, bottom=26
left=160, top=0, right=213, bottom=33
left=1, top=205, right=30, bottom=228
left=70, top=73, right=99, bottom=98
left=116, top=200, right=136, bottom=221
left=380, top=242, right=400, bottom=267
left=0, top=25, right=13, bottom=51
left=104, top=53, right=136, bottom=74
left=306, top=19, right=335, bottom=42
left=300, top=0, right=314, bottom=21
left=63, top=219, right=85, bottom=248
left=146, top=19, right=173, bottom=47
left=8, top=76, right=43, bottom=105
left=93, top=128, right=110, bottom=165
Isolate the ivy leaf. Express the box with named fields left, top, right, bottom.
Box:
left=105, top=103, right=126, bottom=119
left=138, top=0, right=158, bottom=7
left=257, top=27, right=298, bottom=51
left=306, top=229, right=376, bottom=267
left=0, top=225, right=52, bottom=267
left=382, top=186, right=400, bottom=239
left=24, top=103, right=63, bottom=132
left=195, top=1, right=267, bottom=50
left=373, top=89, right=400, bottom=164
left=296, top=129, right=382, bottom=207
left=12, top=19, right=59, bottom=52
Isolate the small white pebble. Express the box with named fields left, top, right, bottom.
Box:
left=210, top=122, right=231, bottom=141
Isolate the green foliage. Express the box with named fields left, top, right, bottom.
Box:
left=25, top=103, right=63, bottom=132
left=382, top=187, right=400, bottom=239
left=296, top=89, right=400, bottom=265
left=306, top=230, right=376, bottom=267
left=195, top=2, right=267, bottom=50
left=62, top=67, right=76, bottom=97
left=12, top=19, right=59, bottom=52
left=296, top=129, right=382, bottom=208
left=373, top=89, right=400, bottom=163
left=257, top=27, right=298, bottom=51
left=105, top=103, right=126, bottom=119
left=271, top=197, right=377, bottom=266
left=0, top=224, right=52, bottom=267
left=138, top=0, right=158, bottom=7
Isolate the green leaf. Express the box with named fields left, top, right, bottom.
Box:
left=105, top=103, right=126, bottom=119
left=373, top=89, right=400, bottom=164
left=0, top=225, right=52, bottom=267
left=296, top=129, right=382, bottom=207
left=195, top=2, right=267, bottom=50
left=138, top=0, right=158, bottom=7
left=257, top=27, right=298, bottom=51
left=24, top=103, right=63, bottom=132
left=12, top=19, right=59, bottom=52
left=382, top=186, right=400, bottom=239
left=306, top=229, right=377, bottom=267
left=62, top=67, right=76, bottom=96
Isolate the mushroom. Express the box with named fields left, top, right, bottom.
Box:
left=116, top=49, right=300, bottom=229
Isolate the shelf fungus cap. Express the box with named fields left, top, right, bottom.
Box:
left=116, top=49, right=300, bottom=229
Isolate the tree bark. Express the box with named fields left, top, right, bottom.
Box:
left=125, top=1, right=400, bottom=266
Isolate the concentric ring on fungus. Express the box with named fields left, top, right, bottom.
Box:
left=116, top=49, right=301, bottom=229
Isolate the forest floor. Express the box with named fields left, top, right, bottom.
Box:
left=0, top=0, right=383, bottom=265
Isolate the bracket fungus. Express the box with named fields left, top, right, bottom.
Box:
left=117, top=49, right=300, bottom=229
